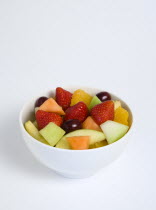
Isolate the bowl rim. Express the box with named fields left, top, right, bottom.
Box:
left=19, top=86, right=134, bottom=153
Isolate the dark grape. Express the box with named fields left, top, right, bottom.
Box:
left=96, top=92, right=111, bottom=102
left=35, top=97, right=48, bottom=107
left=62, top=119, right=82, bottom=133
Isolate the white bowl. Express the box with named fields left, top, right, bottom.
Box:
left=19, top=87, right=133, bottom=179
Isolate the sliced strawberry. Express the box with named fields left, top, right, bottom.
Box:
left=90, top=101, right=114, bottom=125
left=64, top=102, right=88, bottom=122
left=56, top=87, right=72, bottom=111
left=36, top=110, right=63, bottom=130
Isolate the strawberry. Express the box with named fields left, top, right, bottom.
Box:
left=36, top=110, right=63, bottom=130
left=64, top=102, right=88, bottom=122
left=90, top=101, right=114, bottom=125
left=56, top=87, right=72, bottom=111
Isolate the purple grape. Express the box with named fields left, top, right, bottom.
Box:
left=35, top=97, right=48, bottom=107
left=62, top=119, right=82, bottom=133
left=96, top=92, right=111, bottom=102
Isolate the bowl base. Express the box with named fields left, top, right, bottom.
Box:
left=54, top=171, right=96, bottom=179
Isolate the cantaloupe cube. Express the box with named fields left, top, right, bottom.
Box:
left=67, top=136, right=90, bottom=150
left=82, top=116, right=102, bottom=131
left=39, top=98, right=65, bottom=115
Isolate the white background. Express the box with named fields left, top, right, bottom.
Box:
left=0, top=0, right=156, bottom=209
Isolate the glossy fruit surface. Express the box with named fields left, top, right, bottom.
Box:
left=62, top=119, right=82, bottom=133
left=64, top=102, right=88, bottom=122
left=96, top=92, right=111, bottom=102
left=56, top=87, right=72, bottom=110
left=36, top=110, right=63, bottom=130
left=35, top=97, right=48, bottom=107
left=91, top=101, right=114, bottom=125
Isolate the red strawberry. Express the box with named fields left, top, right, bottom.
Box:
left=90, top=101, right=114, bottom=125
left=36, top=110, right=63, bottom=130
left=64, top=102, right=88, bottom=122
left=56, top=87, right=72, bottom=111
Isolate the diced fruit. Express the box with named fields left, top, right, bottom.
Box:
left=62, top=119, right=82, bottom=133
left=39, top=122, right=65, bottom=146
left=64, top=102, right=88, bottom=122
left=100, top=120, right=129, bottom=144
left=114, top=107, right=129, bottom=125
left=36, top=110, right=63, bottom=130
left=25, top=86, right=130, bottom=151
left=91, top=101, right=114, bottom=125
left=89, top=96, right=101, bottom=110
left=89, top=140, right=108, bottom=149
left=33, top=120, right=38, bottom=128
left=39, top=98, right=65, bottom=115
left=56, top=87, right=72, bottom=111
left=25, top=121, right=48, bottom=144
left=70, top=89, right=92, bottom=107
left=82, top=116, right=102, bottom=131
left=35, top=97, right=48, bottom=107
left=96, top=92, right=111, bottom=102
left=56, top=129, right=105, bottom=149
left=114, top=100, right=121, bottom=110
left=67, top=136, right=90, bottom=150
left=35, top=107, right=39, bottom=114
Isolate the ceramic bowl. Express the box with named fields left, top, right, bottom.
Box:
left=19, top=87, right=133, bottom=178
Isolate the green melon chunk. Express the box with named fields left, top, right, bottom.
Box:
left=100, top=120, right=129, bottom=144
left=39, top=122, right=65, bottom=146
left=89, top=96, right=101, bottom=110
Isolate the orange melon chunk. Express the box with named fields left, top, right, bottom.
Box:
left=39, top=98, right=65, bottom=115
left=82, top=116, right=102, bottom=132
left=67, top=136, right=90, bottom=150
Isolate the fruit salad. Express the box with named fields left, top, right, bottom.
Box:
left=24, top=87, right=130, bottom=150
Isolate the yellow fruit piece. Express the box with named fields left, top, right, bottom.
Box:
left=114, top=107, right=129, bottom=125
left=25, top=121, right=49, bottom=145
left=114, top=100, right=121, bottom=110
left=70, top=89, right=92, bottom=107
left=89, top=140, right=108, bottom=149
left=33, top=120, right=38, bottom=128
